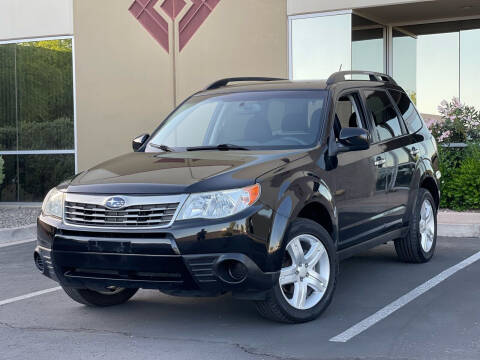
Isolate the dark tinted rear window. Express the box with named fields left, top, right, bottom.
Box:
left=389, top=90, right=423, bottom=133
left=364, top=90, right=404, bottom=142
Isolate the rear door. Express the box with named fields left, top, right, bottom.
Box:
left=362, top=89, right=414, bottom=233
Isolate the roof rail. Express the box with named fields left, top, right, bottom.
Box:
left=326, top=71, right=397, bottom=86
left=205, top=77, right=285, bottom=90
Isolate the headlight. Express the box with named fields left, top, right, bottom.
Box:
left=42, top=188, right=64, bottom=219
left=177, top=184, right=261, bottom=220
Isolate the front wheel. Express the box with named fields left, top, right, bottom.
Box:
left=255, top=218, right=337, bottom=323
left=62, top=286, right=138, bottom=307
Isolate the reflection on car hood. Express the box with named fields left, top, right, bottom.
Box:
left=65, top=150, right=305, bottom=194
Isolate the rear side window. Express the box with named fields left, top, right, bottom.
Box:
left=364, top=90, right=404, bottom=142
left=389, top=90, right=423, bottom=133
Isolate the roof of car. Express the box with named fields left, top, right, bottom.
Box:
left=197, top=79, right=329, bottom=96
left=197, top=75, right=401, bottom=97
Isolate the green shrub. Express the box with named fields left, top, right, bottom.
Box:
left=439, top=144, right=480, bottom=210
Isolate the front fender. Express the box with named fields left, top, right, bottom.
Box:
left=258, top=161, right=337, bottom=271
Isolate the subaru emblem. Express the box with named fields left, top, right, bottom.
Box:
left=104, top=196, right=126, bottom=209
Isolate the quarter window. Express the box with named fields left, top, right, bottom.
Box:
left=364, top=90, right=404, bottom=142
left=389, top=90, right=424, bottom=133
left=333, top=93, right=365, bottom=139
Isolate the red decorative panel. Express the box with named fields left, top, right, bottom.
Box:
left=129, top=0, right=221, bottom=53
left=178, top=0, right=221, bottom=51
left=129, top=0, right=170, bottom=52
left=160, top=0, right=186, bottom=20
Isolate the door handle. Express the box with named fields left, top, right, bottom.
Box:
left=410, top=147, right=420, bottom=156
left=374, top=157, right=386, bottom=167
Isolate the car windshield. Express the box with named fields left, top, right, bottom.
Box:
left=145, top=90, right=327, bottom=151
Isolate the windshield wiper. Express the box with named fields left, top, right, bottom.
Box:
left=186, top=144, right=250, bottom=151
left=149, top=143, right=175, bottom=152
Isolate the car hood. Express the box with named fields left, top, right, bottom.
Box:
left=65, top=150, right=305, bottom=194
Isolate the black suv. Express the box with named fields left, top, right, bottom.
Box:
left=36, top=71, right=440, bottom=323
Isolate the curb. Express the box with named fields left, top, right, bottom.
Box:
left=0, top=224, right=36, bottom=245
left=438, top=224, right=480, bottom=238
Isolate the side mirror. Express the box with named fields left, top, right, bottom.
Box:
left=132, top=133, right=149, bottom=152
left=337, top=128, right=369, bottom=153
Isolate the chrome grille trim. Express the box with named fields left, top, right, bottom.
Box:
left=63, top=193, right=188, bottom=229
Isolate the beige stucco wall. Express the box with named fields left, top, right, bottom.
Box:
left=0, top=0, right=73, bottom=40
left=74, top=0, right=174, bottom=171
left=287, top=0, right=429, bottom=15
left=74, top=0, right=288, bottom=171
left=175, top=0, right=288, bottom=103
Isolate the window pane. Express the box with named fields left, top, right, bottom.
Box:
left=352, top=15, right=384, bottom=73
left=291, top=14, right=352, bottom=80
left=18, top=154, right=74, bottom=202
left=364, top=90, right=403, bottom=141
left=417, top=32, right=459, bottom=116
left=0, top=44, right=17, bottom=151
left=389, top=90, right=423, bottom=133
left=460, top=29, right=480, bottom=109
left=0, top=155, right=18, bottom=202
left=335, top=94, right=362, bottom=130
left=393, top=30, right=417, bottom=102
left=16, top=39, right=74, bottom=150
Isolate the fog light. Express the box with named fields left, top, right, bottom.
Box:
left=228, top=261, right=248, bottom=282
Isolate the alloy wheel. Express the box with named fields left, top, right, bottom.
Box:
left=419, top=198, right=435, bottom=252
left=279, top=234, right=330, bottom=310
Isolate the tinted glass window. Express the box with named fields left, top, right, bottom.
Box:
left=389, top=90, right=423, bottom=133
left=334, top=93, right=364, bottom=138
left=364, top=90, right=403, bottom=142
left=146, top=91, right=327, bottom=151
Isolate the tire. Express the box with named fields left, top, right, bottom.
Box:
left=62, top=286, right=138, bottom=307
left=395, top=188, right=437, bottom=263
left=255, top=218, right=337, bottom=323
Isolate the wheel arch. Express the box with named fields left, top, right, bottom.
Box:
left=265, top=177, right=338, bottom=272
left=420, top=176, right=440, bottom=209
left=296, top=201, right=335, bottom=240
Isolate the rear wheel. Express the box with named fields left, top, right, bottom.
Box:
left=62, top=286, right=138, bottom=307
left=395, top=188, right=437, bottom=263
left=255, top=218, right=337, bottom=323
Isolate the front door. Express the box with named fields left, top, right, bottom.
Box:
left=333, top=91, right=385, bottom=249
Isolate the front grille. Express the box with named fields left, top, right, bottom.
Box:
left=64, top=201, right=179, bottom=228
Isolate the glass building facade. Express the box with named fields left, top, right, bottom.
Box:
left=290, top=12, right=480, bottom=118
left=0, top=38, right=75, bottom=202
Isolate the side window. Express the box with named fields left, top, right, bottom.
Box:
left=389, top=90, right=423, bottom=133
left=364, top=90, right=404, bottom=142
left=334, top=93, right=364, bottom=138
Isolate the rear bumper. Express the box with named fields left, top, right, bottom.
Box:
left=35, top=208, right=279, bottom=298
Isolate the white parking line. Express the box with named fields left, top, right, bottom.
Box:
left=0, top=239, right=35, bottom=248
left=330, top=250, right=480, bottom=343
left=0, top=287, right=61, bottom=307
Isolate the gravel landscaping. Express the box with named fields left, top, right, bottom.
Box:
left=0, top=207, right=40, bottom=229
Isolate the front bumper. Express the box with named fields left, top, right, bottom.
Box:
left=35, top=205, right=279, bottom=298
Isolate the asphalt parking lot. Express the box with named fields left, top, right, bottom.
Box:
left=1, top=236, right=479, bottom=360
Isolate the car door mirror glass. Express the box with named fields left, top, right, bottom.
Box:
left=337, top=128, right=369, bottom=152
left=132, top=133, right=149, bottom=151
